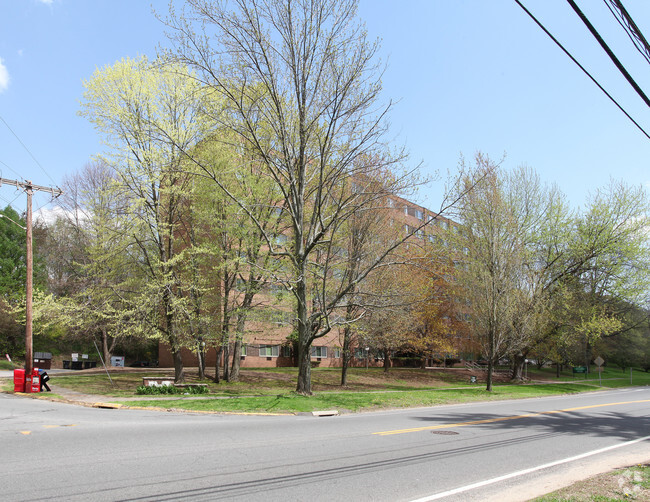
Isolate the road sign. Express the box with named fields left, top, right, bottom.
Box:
left=594, top=356, right=604, bottom=367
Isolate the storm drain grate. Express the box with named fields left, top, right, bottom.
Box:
left=431, top=430, right=459, bottom=435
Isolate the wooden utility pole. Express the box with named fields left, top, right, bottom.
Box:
left=0, top=178, right=62, bottom=376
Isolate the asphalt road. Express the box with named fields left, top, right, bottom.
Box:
left=1, top=387, right=649, bottom=501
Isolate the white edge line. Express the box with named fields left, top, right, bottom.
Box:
left=409, top=435, right=650, bottom=502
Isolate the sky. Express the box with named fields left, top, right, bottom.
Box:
left=1, top=0, right=650, bottom=218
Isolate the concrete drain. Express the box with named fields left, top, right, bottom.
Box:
left=431, top=430, right=459, bottom=435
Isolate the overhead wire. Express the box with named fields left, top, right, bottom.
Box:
left=513, top=0, right=650, bottom=141
left=566, top=0, right=650, bottom=109
left=603, top=0, right=650, bottom=65
left=0, top=159, right=25, bottom=180
left=0, top=114, right=57, bottom=185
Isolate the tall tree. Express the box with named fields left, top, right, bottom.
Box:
left=80, top=56, right=208, bottom=382
left=452, top=155, right=552, bottom=391
left=163, top=0, right=433, bottom=394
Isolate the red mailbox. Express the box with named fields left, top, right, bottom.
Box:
left=13, top=368, right=25, bottom=393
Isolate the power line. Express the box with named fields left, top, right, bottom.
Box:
left=603, top=0, right=650, bottom=63
left=567, top=0, right=650, bottom=109
left=603, top=0, right=650, bottom=65
left=0, top=114, right=57, bottom=185
left=0, top=158, right=25, bottom=180
left=513, top=0, right=650, bottom=141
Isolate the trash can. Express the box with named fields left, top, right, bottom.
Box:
left=13, top=368, right=25, bottom=393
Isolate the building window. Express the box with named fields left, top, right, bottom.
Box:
left=281, top=345, right=292, bottom=357
left=440, top=220, right=449, bottom=230
left=241, top=345, right=247, bottom=357
left=311, top=346, right=327, bottom=359
left=333, top=348, right=341, bottom=358
left=259, top=345, right=279, bottom=357
left=415, top=209, right=423, bottom=220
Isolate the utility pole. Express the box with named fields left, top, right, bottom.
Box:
left=0, top=178, right=62, bottom=377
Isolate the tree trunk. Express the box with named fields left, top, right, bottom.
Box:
left=172, top=348, right=185, bottom=384
left=223, top=343, right=230, bottom=382
left=511, top=352, right=526, bottom=381
left=296, top=338, right=312, bottom=395
left=101, top=327, right=110, bottom=364
left=340, top=326, right=352, bottom=386
left=295, top=264, right=313, bottom=395
left=230, top=295, right=253, bottom=382
left=214, top=346, right=222, bottom=383
left=197, top=343, right=205, bottom=380
left=383, top=350, right=391, bottom=373
left=486, top=331, right=495, bottom=392
left=230, top=338, right=242, bottom=382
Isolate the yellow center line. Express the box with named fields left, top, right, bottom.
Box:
left=373, top=399, right=650, bottom=436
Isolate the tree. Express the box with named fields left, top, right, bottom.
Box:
left=52, top=162, right=144, bottom=364
left=451, top=155, right=555, bottom=391
left=190, top=138, right=287, bottom=382
left=0, top=205, right=47, bottom=296
left=163, top=0, right=433, bottom=394
left=549, top=180, right=650, bottom=370
left=80, top=55, right=208, bottom=382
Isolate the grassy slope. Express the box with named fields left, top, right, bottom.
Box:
left=32, top=365, right=650, bottom=413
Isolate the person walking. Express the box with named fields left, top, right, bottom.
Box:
left=38, top=368, right=51, bottom=392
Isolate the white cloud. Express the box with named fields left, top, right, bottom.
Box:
left=38, top=0, right=54, bottom=4
left=0, top=58, right=9, bottom=93
left=35, top=206, right=68, bottom=225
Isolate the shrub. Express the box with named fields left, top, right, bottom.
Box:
left=136, top=385, right=208, bottom=395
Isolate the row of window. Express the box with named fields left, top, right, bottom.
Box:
left=242, top=345, right=370, bottom=359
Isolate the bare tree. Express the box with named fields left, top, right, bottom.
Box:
left=161, top=0, right=441, bottom=394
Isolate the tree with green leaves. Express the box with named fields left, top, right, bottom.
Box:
left=80, top=55, right=208, bottom=382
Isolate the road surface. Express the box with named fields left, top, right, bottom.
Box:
left=1, top=387, right=648, bottom=501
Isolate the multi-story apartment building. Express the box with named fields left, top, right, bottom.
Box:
left=158, top=192, right=471, bottom=369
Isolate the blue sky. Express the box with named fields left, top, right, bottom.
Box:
left=1, top=0, right=650, bottom=216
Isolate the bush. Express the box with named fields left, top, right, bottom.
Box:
left=136, top=385, right=209, bottom=395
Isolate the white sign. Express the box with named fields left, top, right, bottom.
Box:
left=71, top=353, right=79, bottom=362
left=82, top=354, right=88, bottom=359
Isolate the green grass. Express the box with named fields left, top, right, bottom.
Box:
left=6, top=365, right=650, bottom=414
left=122, top=382, right=602, bottom=414
left=0, top=360, right=17, bottom=370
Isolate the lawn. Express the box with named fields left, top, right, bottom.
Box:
left=34, top=365, right=650, bottom=413
left=124, top=382, right=603, bottom=414
left=5, top=365, right=650, bottom=413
